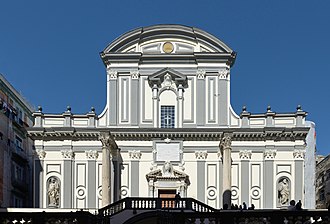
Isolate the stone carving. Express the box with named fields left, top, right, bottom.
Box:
left=278, top=177, right=290, bottom=206
left=161, top=73, right=176, bottom=90
left=47, top=177, right=60, bottom=208
left=130, top=70, right=139, bottom=79
left=164, top=137, right=171, bottom=143
left=163, top=161, right=173, bottom=176
left=36, top=149, right=46, bottom=159
left=293, top=149, right=305, bottom=159
left=218, top=69, right=229, bottom=79
left=196, top=70, right=205, bottom=79
left=61, top=150, right=75, bottom=159
left=99, top=132, right=116, bottom=149
left=129, top=150, right=142, bottom=160
left=179, top=160, right=185, bottom=171
left=220, top=136, right=232, bottom=150
left=85, top=150, right=99, bottom=160
left=195, top=151, right=208, bottom=160
left=264, top=149, right=277, bottom=159
left=239, top=150, right=252, bottom=160
left=108, top=70, right=117, bottom=79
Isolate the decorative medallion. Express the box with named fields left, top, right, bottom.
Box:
left=163, top=42, right=174, bottom=53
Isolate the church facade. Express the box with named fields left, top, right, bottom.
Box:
left=28, top=25, right=314, bottom=210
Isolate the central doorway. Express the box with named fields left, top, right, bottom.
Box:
left=158, top=189, right=176, bottom=208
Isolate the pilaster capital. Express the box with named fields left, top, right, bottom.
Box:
left=85, top=150, right=99, bottom=160
left=36, top=148, right=46, bottom=160
left=196, top=70, right=205, bottom=79
left=130, top=70, right=139, bottom=79
left=129, top=150, right=142, bottom=160
left=107, top=70, right=118, bottom=80
left=195, top=151, right=208, bottom=160
left=61, top=149, right=75, bottom=160
left=264, top=149, right=277, bottom=160
left=293, top=149, right=305, bottom=159
left=218, top=68, right=229, bottom=80
left=239, top=150, right=252, bottom=160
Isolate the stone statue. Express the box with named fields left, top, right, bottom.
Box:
left=278, top=178, right=290, bottom=205
left=48, top=177, right=60, bottom=207
left=163, top=161, right=173, bottom=177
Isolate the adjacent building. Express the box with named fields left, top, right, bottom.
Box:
left=0, top=74, right=35, bottom=207
left=27, top=25, right=314, bottom=210
left=316, top=154, right=330, bottom=208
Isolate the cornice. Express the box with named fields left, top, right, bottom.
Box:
left=27, top=127, right=309, bottom=142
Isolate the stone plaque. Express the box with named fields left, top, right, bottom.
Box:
left=156, top=143, right=180, bottom=162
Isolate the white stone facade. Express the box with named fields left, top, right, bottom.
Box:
left=28, top=25, right=314, bottom=210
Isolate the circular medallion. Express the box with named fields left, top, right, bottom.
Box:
left=163, top=42, right=174, bottom=53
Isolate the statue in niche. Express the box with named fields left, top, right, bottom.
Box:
left=278, top=177, right=290, bottom=205
left=47, top=177, right=60, bottom=207
left=163, top=161, right=173, bottom=177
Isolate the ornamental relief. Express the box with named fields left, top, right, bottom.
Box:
left=129, top=150, right=142, bottom=160
left=220, top=136, right=232, bottom=149
left=239, top=150, right=252, bottom=160
left=264, top=149, right=277, bottom=159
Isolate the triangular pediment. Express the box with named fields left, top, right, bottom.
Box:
left=148, top=68, right=188, bottom=88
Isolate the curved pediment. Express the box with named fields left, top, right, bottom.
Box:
left=102, top=24, right=233, bottom=54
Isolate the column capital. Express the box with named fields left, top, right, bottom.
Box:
left=99, top=131, right=117, bottom=149
left=220, top=134, right=232, bottom=151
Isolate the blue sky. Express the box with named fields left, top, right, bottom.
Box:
left=0, top=1, right=329, bottom=155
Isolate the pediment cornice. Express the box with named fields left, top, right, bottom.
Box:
left=148, top=68, right=188, bottom=88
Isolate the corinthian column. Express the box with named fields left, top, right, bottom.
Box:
left=220, top=134, right=232, bottom=208
left=99, top=132, right=116, bottom=207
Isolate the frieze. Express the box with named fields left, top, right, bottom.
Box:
left=129, top=150, right=142, bottom=160
left=85, top=150, right=99, bottom=160
left=195, top=151, right=208, bottom=160
left=293, top=149, right=305, bottom=159
left=264, top=149, right=277, bottom=159
left=239, top=150, right=252, bottom=160
left=61, top=150, right=75, bottom=159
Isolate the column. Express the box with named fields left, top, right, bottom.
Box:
left=220, top=134, right=232, bottom=208
left=152, top=84, right=159, bottom=127
left=99, top=132, right=117, bottom=207
left=177, top=84, right=184, bottom=128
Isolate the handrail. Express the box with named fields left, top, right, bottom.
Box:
left=98, top=197, right=217, bottom=217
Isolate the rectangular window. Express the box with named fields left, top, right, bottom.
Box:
left=161, top=106, right=175, bottom=128
left=15, top=136, right=23, bottom=151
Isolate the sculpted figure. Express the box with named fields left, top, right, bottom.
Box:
left=163, top=161, right=173, bottom=176
left=278, top=178, right=290, bottom=205
left=48, top=177, right=60, bottom=207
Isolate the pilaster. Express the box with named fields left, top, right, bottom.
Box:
left=218, top=68, right=229, bottom=126
left=108, top=70, right=118, bottom=126
left=263, top=147, right=276, bottom=208
left=196, top=70, right=205, bottom=126
left=152, top=84, right=159, bottom=127
left=195, top=151, right=207, bottom=202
